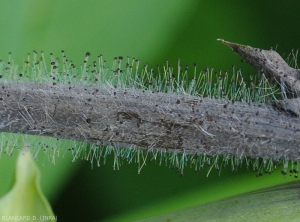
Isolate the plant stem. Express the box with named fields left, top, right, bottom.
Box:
left=1, top=81, right=299, bottom=160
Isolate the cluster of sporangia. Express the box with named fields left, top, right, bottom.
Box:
left=0, top=39, right=299, bottom=178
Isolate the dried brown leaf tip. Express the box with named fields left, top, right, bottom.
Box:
left=217, top=39, right=300, bottom=97
left=218, top=39, right=300, bottom=116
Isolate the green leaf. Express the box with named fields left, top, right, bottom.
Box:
left=0, top=148, right=56, bottom=222
left=138, top=181, right=300, bottom=222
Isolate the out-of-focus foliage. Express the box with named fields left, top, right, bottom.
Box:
left=0, top=148, right=55, bottom=221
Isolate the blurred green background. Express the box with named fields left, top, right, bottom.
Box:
left=0, top=0, right=300, bottom=221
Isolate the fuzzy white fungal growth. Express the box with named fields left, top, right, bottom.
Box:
left=0, top=42, right=300, bottom=177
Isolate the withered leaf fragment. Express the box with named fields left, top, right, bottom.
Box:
left=217, top=39, right=300, bottom=96
left=218, top=39, right=300, bottom=116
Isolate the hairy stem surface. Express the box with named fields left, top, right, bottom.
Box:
left=1, top=82, right=299, bottom=160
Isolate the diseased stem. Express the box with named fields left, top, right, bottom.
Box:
left=1, top=40, right=300, bottom=162
left=0, top=82, right=299, bottom=160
